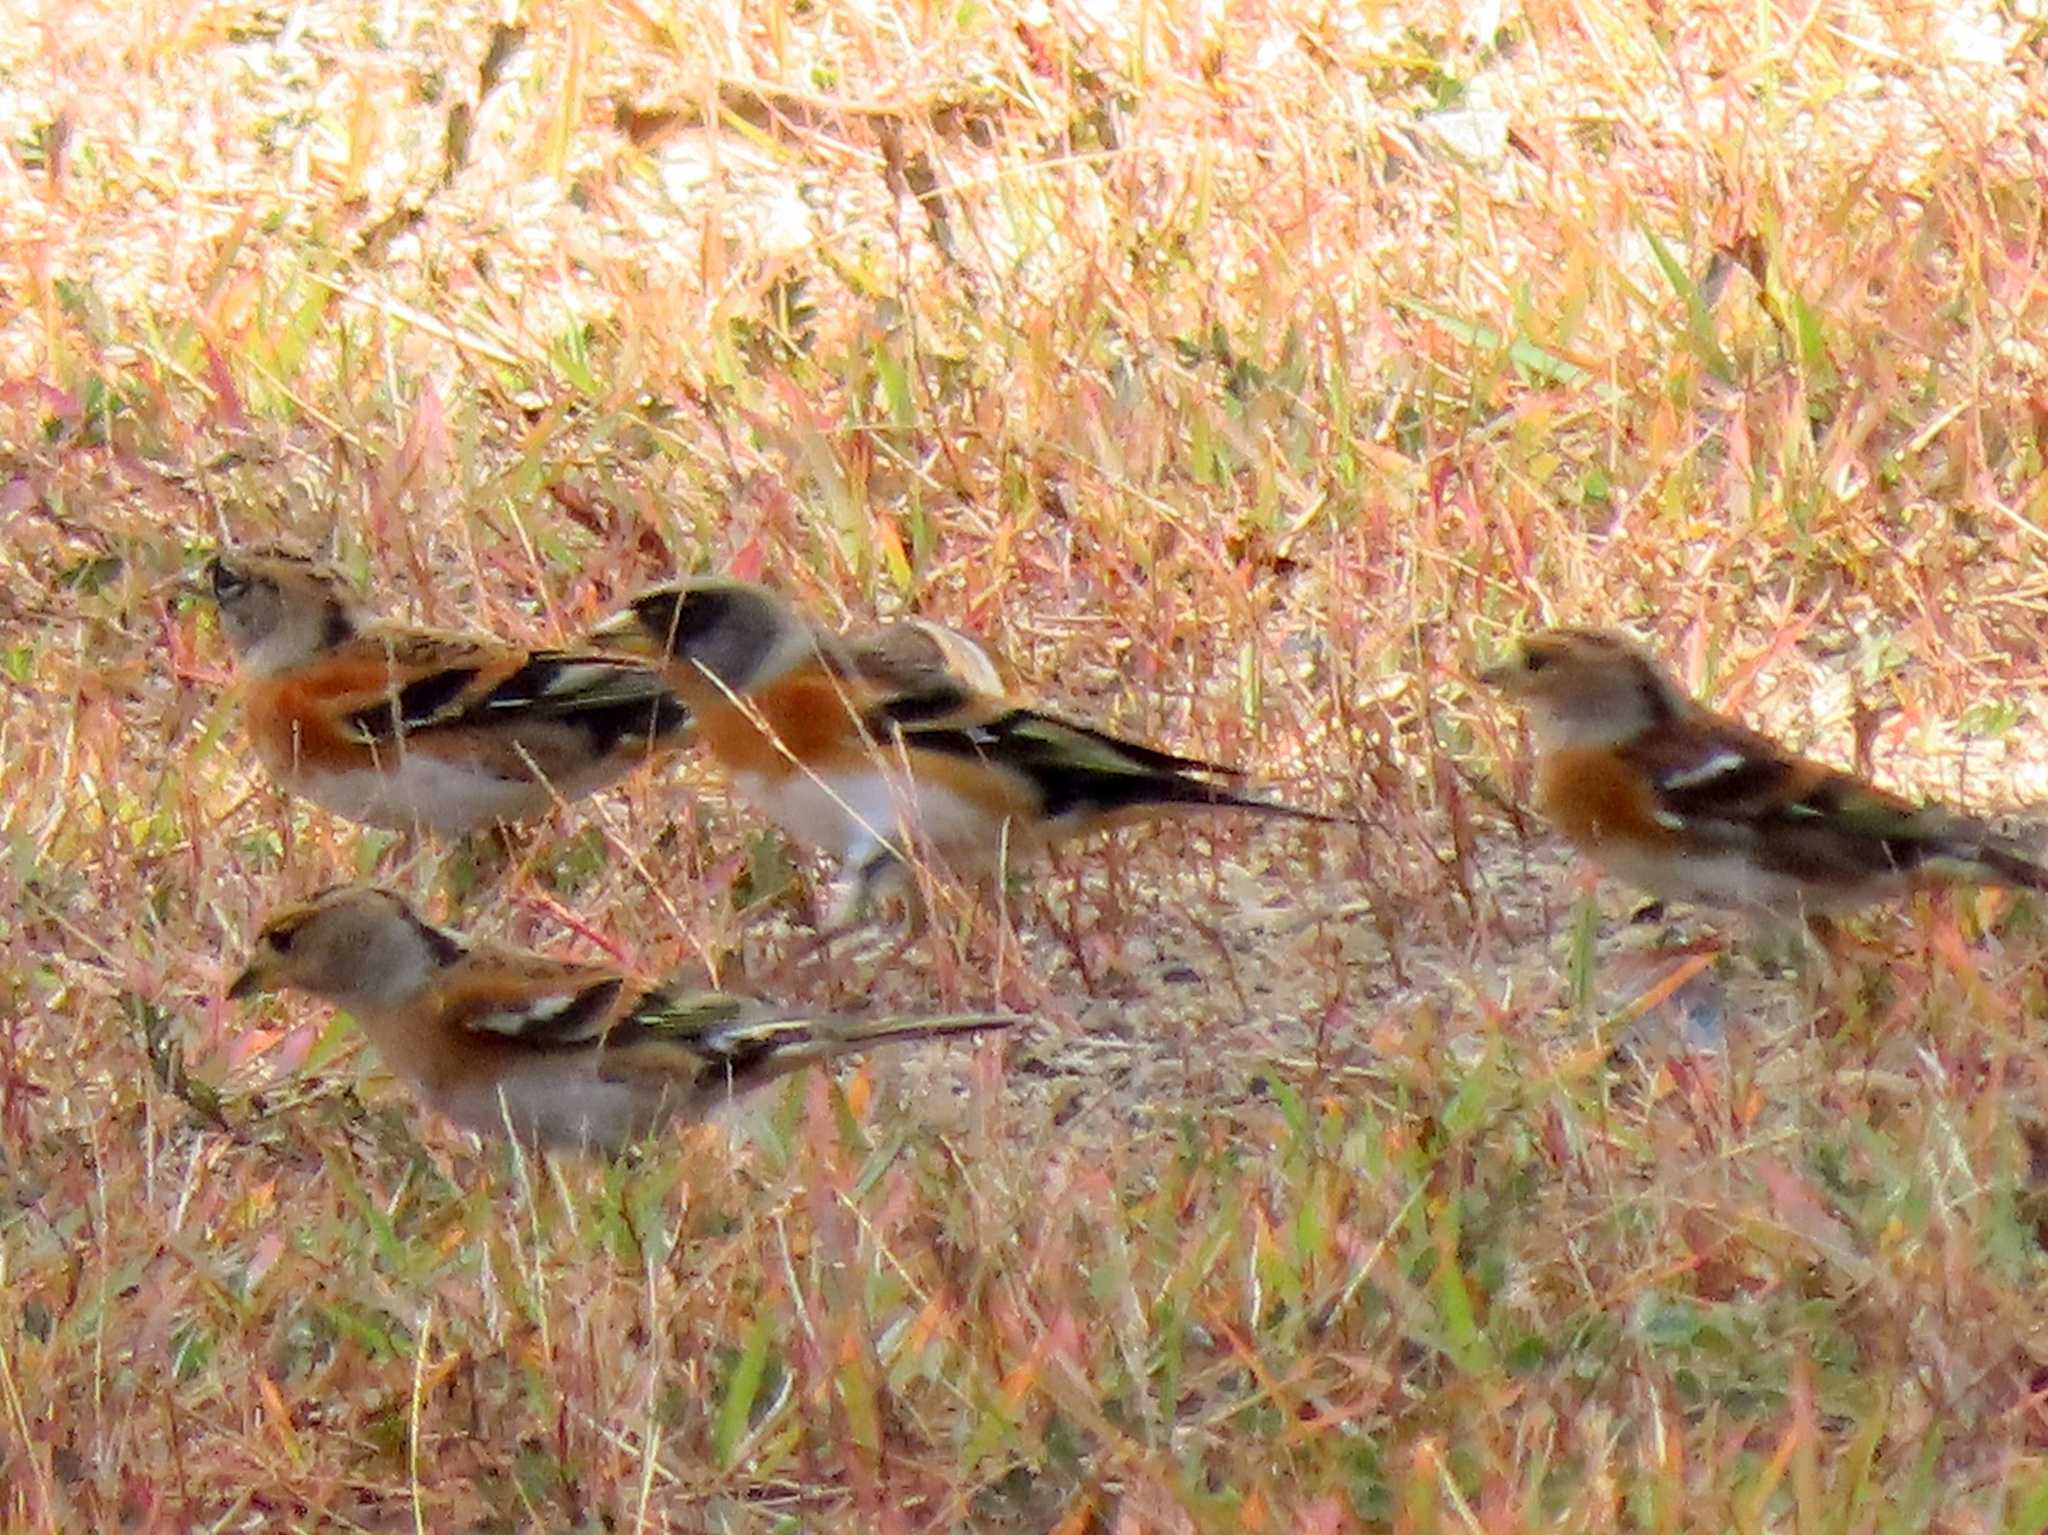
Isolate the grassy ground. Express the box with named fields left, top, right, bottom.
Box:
left=9, top=0, right=2048, bottom=1528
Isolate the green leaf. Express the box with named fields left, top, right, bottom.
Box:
left=714, top=1314, right=776, bottom=1468
left=1566, top=895, right=1600, bottom=1016
left=1432, top=1240, right=1492, bottom=1373
left=872, top=340, right=914, bottom=426
left=1391, top=297, right=1591, bottom=387
left=1959, top=698, right=2022, bottom=740
left=2004, top=1468, right=2048, bottom=1535
left=1788, top=290, right=1829, bottom=376
left=1638, top=221, right=1734, bottom=383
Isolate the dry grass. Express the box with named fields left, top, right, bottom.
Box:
left=9, top=0, right=2048, bottom=1527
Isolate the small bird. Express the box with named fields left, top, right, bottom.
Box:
left=588, top=579, right=1340, bottom=918
left=205, top=549, right=691, bottom=835
left=1480, top=627, right=2048, bottom=920
left=227, top=884, right=1015, bottom=1152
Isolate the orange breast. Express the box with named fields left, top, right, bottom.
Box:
left=680, top=664, right=871, bottom=783
left=242, top=664, right=394, bottom=777
left=1535, top=747, right=1681, bottom=856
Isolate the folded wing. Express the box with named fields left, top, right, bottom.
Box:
left=882, top=701, right=1332, bottom=823
left=1625, top=722, right=2048, bottom=890
left=341, top=638, right=692, bottom=755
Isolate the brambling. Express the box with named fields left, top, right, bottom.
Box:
left=1481, top=628, right=2048, bottom=920
left=588, top=579, right=1340, bottom=917
left=227, top=884, right=1014, bottom=1152
left=206, top=550, right=691, bottom=835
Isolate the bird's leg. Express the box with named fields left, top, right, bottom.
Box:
left=844, top=846, right=943, bottom=972
left=826, top=842, right=911, bottom=932
left=1035, top=851, right=1098, bottom=995
left=784, top=843, right=910, bottom=980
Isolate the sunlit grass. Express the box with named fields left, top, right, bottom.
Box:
left=8, top=0, right=2048, bottom=1526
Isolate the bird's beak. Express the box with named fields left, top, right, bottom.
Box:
left=226, top=956, right=271, bottom=1001
left=586, top=607, right=655, bottom=656
left=1475, top=639, right=1533, bottom=691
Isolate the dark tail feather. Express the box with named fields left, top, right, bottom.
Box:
left=1207, top=790, right=1353, bottom=825
left=823, top=1013, right=1020, bottom=1051
left=1120, top=774, right=1354, bottom=825
left=713, top=1013, right=1016, bottom=1093
left=1063, top=722, right=1247, bottom=779
left=1971, top=836, right=2048, bottom=892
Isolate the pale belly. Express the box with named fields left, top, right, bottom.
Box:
left=734, top=767, right=1009, bottom=870
left=1594, top=841, right=1894, bottom=917
left=436, top=1067, right=663, bottom=1153
left=293, top=755, right=559, bottom=836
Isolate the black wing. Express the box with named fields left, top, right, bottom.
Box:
left=348, top=649, right=691, bottom=753
left=887, top=706, right=1326, bottom=822
left=1618, top=722, right=2040, bottom=887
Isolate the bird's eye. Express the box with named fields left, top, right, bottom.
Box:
left=1524, top=651, right=1551, bottom=673
left=209, top=561, right=249, bottom=601
left=268, top=923, right=299, bottom=955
